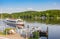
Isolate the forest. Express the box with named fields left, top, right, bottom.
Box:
left=0, top=10, right=60, bottom=24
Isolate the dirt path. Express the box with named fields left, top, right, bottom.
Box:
left=0, top=34, right=28, bottom=39
left=6, top=34, right=25, bottom=39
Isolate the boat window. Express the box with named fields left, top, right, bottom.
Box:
left=17, top=20, right=22, bottom=22
left=7, top=20, right=16, bottom=22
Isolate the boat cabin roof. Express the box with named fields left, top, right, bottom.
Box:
left=6, top=18, right=23, bottom=22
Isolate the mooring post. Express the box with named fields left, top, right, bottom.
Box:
left=47, top=26, right=48, bottom=39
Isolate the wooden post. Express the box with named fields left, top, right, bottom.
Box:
left=47, top=27, right=48, bottom=39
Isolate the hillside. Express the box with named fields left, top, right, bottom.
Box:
left=0, top=10, right=60, bottom=24
left=0, top=10, right=60, bottom=19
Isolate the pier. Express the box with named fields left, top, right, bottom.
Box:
left=39, top=27, right=48, bottom=39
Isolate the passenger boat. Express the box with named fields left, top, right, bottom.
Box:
left=3, top=18, right=24, bottom=28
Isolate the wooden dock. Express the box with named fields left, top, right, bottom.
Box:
left=39, top=27, right=48, bottom=39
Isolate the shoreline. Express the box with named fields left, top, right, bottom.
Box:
left=0, top=33, right=26, bottom=39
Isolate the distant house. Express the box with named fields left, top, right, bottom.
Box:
left=40, top=15, right=47, bottom=20
left=49, top=16, right=54, bottom=19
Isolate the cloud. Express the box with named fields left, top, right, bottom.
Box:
left=0, top=7, right=34, bottom=13
left=27, top=8, right=33, bottom=10
left=0, top=8, right=24, bottom=13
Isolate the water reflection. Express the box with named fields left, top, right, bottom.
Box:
left=22, top=18, right=60, bottom=24
left=40, top=37, right=47, bottom=39
left=49, top=26, right=60, bottom=39
left=0, top=19, right=60, bottom=39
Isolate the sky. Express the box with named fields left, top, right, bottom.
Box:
left=0, top=0, right=60, bottom=13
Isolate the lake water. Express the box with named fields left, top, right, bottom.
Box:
left=0, top=19, right=60, bottom=39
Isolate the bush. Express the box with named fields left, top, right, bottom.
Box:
left=3, top=28, right=13, bottom=35
left=29, top=31, right=39, bottom=39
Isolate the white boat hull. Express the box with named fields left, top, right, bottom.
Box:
left=3, top=19, right=24, bottom=28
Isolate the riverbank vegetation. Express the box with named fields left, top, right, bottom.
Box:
left=29, top=31, right=39, bottom=39
left=0, top=28, right=16, bottom=35
left=0, top=10, right=60, bottom=24
left=0, top=32, right=4, bottom=35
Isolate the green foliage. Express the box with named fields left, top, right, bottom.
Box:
left=1, top=10, right=60, bottom=18
left=0, top=10, right=60, bottom=24
left=29, top=31, right=39, bottom=39
left=3, top=28, right=12, bottom=35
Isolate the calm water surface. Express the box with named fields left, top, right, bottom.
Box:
left=0, top=19, right=60, bottom=39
